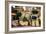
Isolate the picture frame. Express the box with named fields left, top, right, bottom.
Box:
left=5, top=1, right=45, bottom=34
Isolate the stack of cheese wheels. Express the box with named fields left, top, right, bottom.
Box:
left=30, top=22, right=32, bottom=26
left=19, top=21, right=28, bottom=26
left=32, top=19, right=39, bottom=27
left=32, top=20, right=36, bottom=26
left=36, top=18, right=39, bottom=27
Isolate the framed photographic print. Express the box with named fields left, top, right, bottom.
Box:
left=5, top=1, right=45, bottom=34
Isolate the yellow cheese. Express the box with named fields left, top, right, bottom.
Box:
left=19, top=21, right=28, bottom=26
left=36, top=19, right=39, bottom=26
left=32, top=20, right=35, bottom=26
